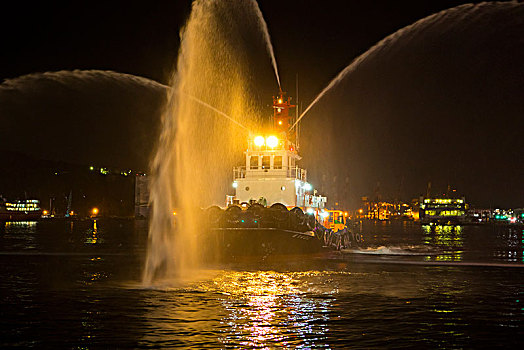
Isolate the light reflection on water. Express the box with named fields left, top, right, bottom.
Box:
left=212, top=271, right=334, bottom=348
left=422, top=224, right=464, bottom=262
left=135, top=263, right=524, bottom=348
left=2, top=221, right=38, bottom=249
left=141, top=270, right=345, bottom=348
left=85, top=219, right=103, bottom=244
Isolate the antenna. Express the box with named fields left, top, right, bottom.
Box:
left=296, top=73, right=299, bottom=149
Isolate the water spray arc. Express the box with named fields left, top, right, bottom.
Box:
left=184, top=93, right=250, bottom=131
left=0, top=69, right=249, bottom=133
left=0, top=69, right=167, bottom=93
left=290, top=2, right=520, bottom=130
left=250, top=0, right=281, bottom=89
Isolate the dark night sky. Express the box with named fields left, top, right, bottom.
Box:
left=0, top=0, right=522, bottom=208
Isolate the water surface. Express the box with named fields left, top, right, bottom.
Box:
left=1, top=219, right=523, bottom=348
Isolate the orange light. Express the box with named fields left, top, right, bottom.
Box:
left=278, top=120, right=282, bottom=125
left=359, top=209, right=363, bottom=214
left=92, top=208, right=99, bottom=215
left=278, top=99, right=282, bottom=104
left=173, top=212, right=177, bottom=216
left=42, top=210, right=48, bottom=216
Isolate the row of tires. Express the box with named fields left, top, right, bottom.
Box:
left=204, top=203, right=317, bottom=231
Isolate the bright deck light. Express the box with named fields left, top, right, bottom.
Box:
left=254, top=136, right=265, bottom=147
left=232, top=181, right=238, bottom=188
left=266, top=135, right=279, bottom=148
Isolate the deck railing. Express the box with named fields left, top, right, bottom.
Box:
left=233, top=166, right=307, bottom=182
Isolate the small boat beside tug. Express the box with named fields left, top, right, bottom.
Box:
left=204, top=91, right=356, bottom=256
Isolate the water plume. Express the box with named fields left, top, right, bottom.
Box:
left=291, top=1, right=524, bottom=129
left=143, top=0, right=268, bottom=286
left=250, top=0, right=281, bottom=89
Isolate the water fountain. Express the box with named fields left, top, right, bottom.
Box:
left=142, top=0, right=281, bottom=285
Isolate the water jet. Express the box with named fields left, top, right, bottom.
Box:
left=143, top=0, right=283, bottom=285
left=291, top=1, right=524, bottom=129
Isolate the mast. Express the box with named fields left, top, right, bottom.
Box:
left=295, top=73, right=300, bottom=150
left=272, top=89, right=296, bottom=144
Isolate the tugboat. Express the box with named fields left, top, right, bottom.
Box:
left=204, top=90, right=353, bottom=256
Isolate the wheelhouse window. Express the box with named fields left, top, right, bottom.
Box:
left=262, top=156, right=270, bottom=169
left=250, top=155, right=259, bottom=169
left=274, top=156, right=282, bottom=169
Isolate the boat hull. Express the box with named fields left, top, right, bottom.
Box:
left=207, top=227, right=323, bottom=257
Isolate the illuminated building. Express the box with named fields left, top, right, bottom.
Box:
left=467, top=208, right=492, bottom=223
left=514, top=208, right=524, bottom=224
left=0, top=199, right=41, bottom=221
left=492, top=208, right=523, bottom=224
left=419, top=196, right=467, bottom=224
left=358, top=197, right=416, bottom=220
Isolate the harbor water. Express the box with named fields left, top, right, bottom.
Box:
left=1, top=219, right=523, bottom=348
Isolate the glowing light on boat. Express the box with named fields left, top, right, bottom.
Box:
left=254, top=136, right=265, bottom=147
left=266, top=135, right=279, bottom=148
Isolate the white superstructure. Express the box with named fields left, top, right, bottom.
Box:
left=227, top=91, right=326, bottom=210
